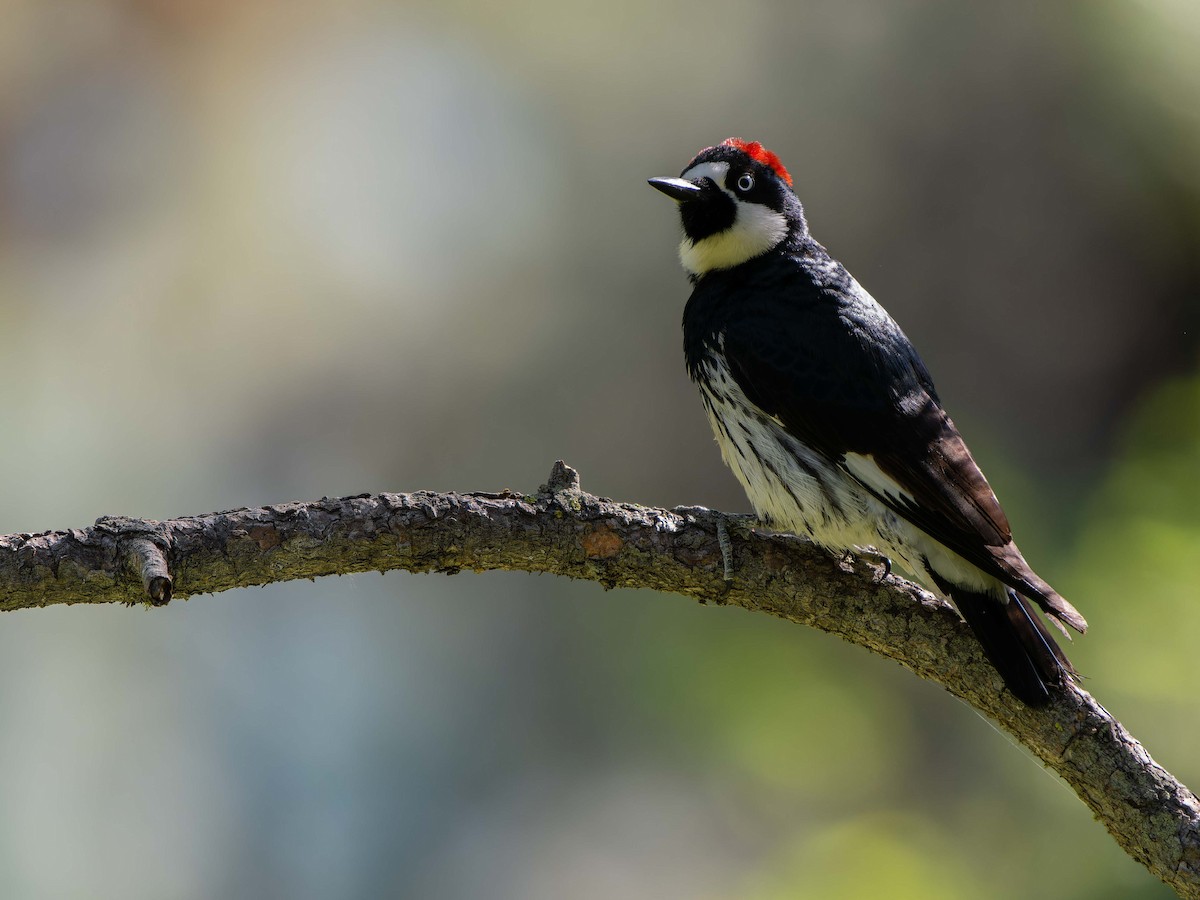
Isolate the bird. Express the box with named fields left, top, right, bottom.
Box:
left=648, top=138, right=1086, bottom=707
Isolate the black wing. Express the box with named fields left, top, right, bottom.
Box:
left=716, top=283, right=1086, bottom=633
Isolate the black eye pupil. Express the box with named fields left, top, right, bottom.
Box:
left=737, top=174, right=754, bottom=191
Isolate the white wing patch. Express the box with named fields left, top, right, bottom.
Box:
left=844, top=453, right=916, bottom=506
left=844, top=451, right=998, bottom=593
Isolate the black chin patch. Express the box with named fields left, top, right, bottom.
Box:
left=680, top=181, right=736, bottom=243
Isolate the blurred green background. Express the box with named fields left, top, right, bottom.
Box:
left=0, top=1, right=1197, bottom=897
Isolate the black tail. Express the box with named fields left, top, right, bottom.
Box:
left=949, top=588, right=1075, bottom=707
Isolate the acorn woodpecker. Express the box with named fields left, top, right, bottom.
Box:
left=649, top=138, right=1086, bottom=706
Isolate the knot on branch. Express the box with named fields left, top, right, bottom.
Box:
left=538, top=461, right=589, bottom=518
left=94, top=516, right=174, bottom=606
left=540, top=460, right=581, bottom=496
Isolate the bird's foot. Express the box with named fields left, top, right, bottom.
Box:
left=862, top=548, right=893, bottom=582
left=716, top=516, right=734, bottom=583
left=842, top=547, right=892, bottom=582
left=709, top=513, right=766, bottom=597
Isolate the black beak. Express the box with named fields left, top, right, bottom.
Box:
left=648, top=177, right=703, bottom=202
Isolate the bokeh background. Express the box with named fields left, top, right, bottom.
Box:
left=0, top=1, right=1197, bottom=897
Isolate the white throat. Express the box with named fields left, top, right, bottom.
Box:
left=677, top=161, right=789, bottom=276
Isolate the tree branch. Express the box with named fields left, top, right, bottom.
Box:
left=2, top=461, right=1197, bottom=896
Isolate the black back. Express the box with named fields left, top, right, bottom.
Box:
left=684, top=240, right=938, bottom=459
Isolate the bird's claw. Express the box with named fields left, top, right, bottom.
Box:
left=716, top=516, right=734, bottom=583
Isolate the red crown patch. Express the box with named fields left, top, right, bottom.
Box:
left=721, top=138, right=792, bottom=186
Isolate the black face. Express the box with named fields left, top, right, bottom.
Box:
left=679, top=178, right=736, bottom=242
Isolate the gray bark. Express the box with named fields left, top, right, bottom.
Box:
left=2, top=461, right=1197, bottom=897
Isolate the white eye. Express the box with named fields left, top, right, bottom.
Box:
left=736, top=173, right=754, bottom=192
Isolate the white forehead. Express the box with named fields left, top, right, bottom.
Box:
left=681, top=160, right=730, bottom=187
